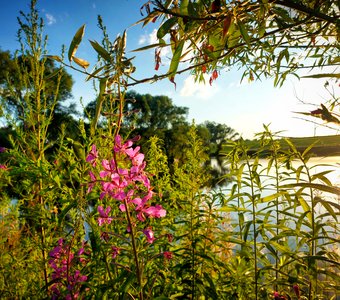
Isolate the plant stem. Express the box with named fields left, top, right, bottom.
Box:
left=123, top=198, right=143, bottom=300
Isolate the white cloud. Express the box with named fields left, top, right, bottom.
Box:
left=45, top=13, right=56, bottom=26
left=92, top=3, right=96, bottom=9
left=138, top=29, right=158, bottom=45
left=180, top=74, right=220, bottom=99
left=138, top=29, right=171, bottom=67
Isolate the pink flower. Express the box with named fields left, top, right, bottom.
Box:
left=166, top=233, right=174, bottom=243
left=143, top=228, right=155, bottom=244
left=163, top=251, right=172, bottom=260
left=86, top=145, right=98, bottom=166
left=112, top=246, right=120, bottom=259
left=114, top=135, right=133, bottom=154
left=97, top=205, right=113, bottom=226
left=99, top=159, right=116, bottom=178
left=293, top=284, right=300, bottom=298
left=144, top=205, right=166, bottom=218
left=273, top=291, right=287, bottom=300
left=0, top=164, right=7, bottom=170
left=126, top=146, right=144, bottom=166
left=87, top=171, right=97, bottom=194
left=100, top=232, right=110, bottom=242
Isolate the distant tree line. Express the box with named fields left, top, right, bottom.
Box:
left=0, top=49, right=238, bottom=186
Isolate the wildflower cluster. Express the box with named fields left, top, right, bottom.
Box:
left=86, top=135, right=167, bottom=245
left=48, top=238, right=89, bottom=299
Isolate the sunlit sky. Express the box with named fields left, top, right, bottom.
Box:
left=0, top=0, right=338, bottom=139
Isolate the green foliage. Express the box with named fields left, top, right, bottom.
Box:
left=221, top=126, right=340, bottom=299
left=137, top=0, right=339, bottom=86
left=0, top=1, right=339, bottom=299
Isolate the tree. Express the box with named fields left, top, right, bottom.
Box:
left=0, top=50, right=74, bottom=120
left=134, top=0, right=339, bottom=87
left=85, top=91, right=238, bottom=186
left=198, top=121, right=239, bottom=185
left=0, top=49, right=79, bottom=144
left=124, top=90, right=189, bottom=138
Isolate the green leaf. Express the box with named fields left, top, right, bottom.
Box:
left=260, top=192, right=282, bottom=203
left=91, top=78, right=107, bottom=135
left=297, top=196, right=312, bottom=223
left=89, top=40, right=111, bottom=61
left=85, top=65, right=106, bottom=81
left=157, top=17, right=177, bottom=40
left=315, top=197, right=338, bottom=220
left=302, top=73, right=340, bottom=79
left=119, top=272, right=135, bottom=293
left=180, top=0, right=189, bottom=15
left=281, top=182, right=340, bottom=196
left=168, top=39, right=184, bottom=77
left=58, top=202, right=76, bottom=225
left=68, top=24, right=86, bottom=61
left=238, top=20, right=250, bottom=45
left=132, top=42, right=166, bottom=52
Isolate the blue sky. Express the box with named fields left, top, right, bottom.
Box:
left=0, top=0, right=338, bottom=139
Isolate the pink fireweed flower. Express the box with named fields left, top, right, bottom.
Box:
left=48, top=239, right=88, bottom=300
left=114, top=134, right=133, bottom=154
left=163, top=251, right=173, bottom=260
left=0, top=164, right=7, bottom=170
left=111, top=246, right=120, bottom=259
left=293, top=284, right=300, bottom=298
left=273, top=291, right=287, bottom=300
left=166, top=233, right=174, bottom=243
left=143, top=227, right=155, bottom=244
left=144, top=205, right=166, bottom=218
left=125, top=146, right=144, bottom=166
left=86, top=144, right=98, bottom=166
left=97, top=205, right=113, bottom=226
left=100, top=232, right=110, bottom=242
left=87, top=171, right=97, bottom=194
left=99, top=159, right=116, bottom=178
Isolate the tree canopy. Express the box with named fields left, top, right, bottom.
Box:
left=135, top=0, right=339, bottom=87
left=0, top=49, right=74, bottom=120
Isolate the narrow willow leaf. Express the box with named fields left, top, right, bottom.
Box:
left=219, top=206, right=249, bottom=212
left=302, top=73, right=340, bottom=79
left=132, top=43, right=165, bottom=52
left=302, top=141, right=317, bottom=157
left=157, top=17, right=177, bottom=39
left=91, top=78, right=107, bottom=135
left=282, top=183, right=340, bottom=196
left=89, top=40, right=111, bottom=61
left=243, top=220, right=252, bottom=241
left=238, top=20, right=250, bottom=45
left=68, top=24, right=86, bottom=61
left=269, top=241, right=291, bottom=253
left=311, top=171, right=333, bottom=186
left=260, top=192, right=282, bottom=203
left=45, top=55, right=62, bottom=62
left=315, top=197, right=338, bottom=220
left=85, top=65, right=106, bottom=81
left=72, top=56, right=90, bottom=69
left=297, top=196, right=312, bottom=223
left=168, top=39, right=184, bottom=77
left=180, top=0, right=189, bottom=15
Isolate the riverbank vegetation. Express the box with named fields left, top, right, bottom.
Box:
left=0, top=1, right=339, bottom=299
